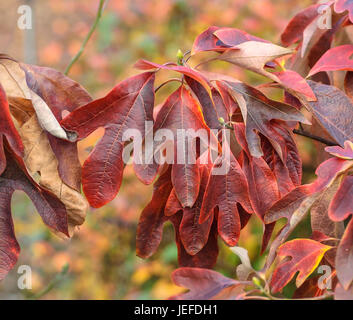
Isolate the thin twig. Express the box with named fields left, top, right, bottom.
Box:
left=194, top=57, right=219, bottom=70
left=30, top=264, right=69, bottom=300
left=154, top=78, right=183, bottom=93
left=184, top=50, right=193, bottom=64
left=293, top=129, right=337, bottom=146
left=64, top=0, right=106, bottom=75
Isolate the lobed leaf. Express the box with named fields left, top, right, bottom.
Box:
left=61, top=72, right=155, bottom=208
left=223, top=80, right=310, bottom=158
left=200, top=143, right=252, bottom=246
left=270, top=239, right=331, bottom=293
left=325, top=140, right=353, bottom=160
left=303, top=81, right=353, bottom=147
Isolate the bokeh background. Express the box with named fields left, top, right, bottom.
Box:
left=0, top=0, right=321, bottom=299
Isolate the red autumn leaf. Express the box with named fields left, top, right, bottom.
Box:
left=233, top=123, right=280, bottom=222
left=213, top=28, right=268, bottom=47
left=307, top=15, right=347, bottom=70
left=310, top=180, right=344, bottom=269
left=329, top=175, right=353, bottom=222
left=200, top=143, right=253, bottom=246
left=136, top=167, right=172, bottom=259
left=191, top=26, right=232, bottom=54
left=261, top=124, right=302, bottom=195
left=265, top=185, right=313, bottom=225
left=171, top=212, right=219, bottom=269
left=61, top=72, right=155, bottom=208
left=170, top=267, right=248, bottom=300
left=303, top=81, right=353, bottom=147
left=272, top=70, right=316, bottom=101
left=335, top=0, right=353, bottom=23
left=308, top=45, right=353, bottom=77
left=221, top=80, right=310, bottom=158
left=234, top=123, right=296, bottom=252
left=335, top=218, right=353, bottom=290
left=309, top=157, right=353, bottom=196
left=0, top=84, right=24, bottom=174
left=134, top=59, right=211, bottom=96
left=266, top=152, right=352, bottom=224
left=184, top=76, right=228, bottom=130
left=215, top=79, right=240, bottom=117
left=191, top=26, right=266, bottom=55
left=165, top=161, right=213, bottom=255
left=262, top=143, right=295, bottom=196
left=325, top=140, right=353, bottom=160
left=292, top=275, right=326, bottom=299
left=136, top=86, right=211, bottom=207
left=281, top=4, right=321, bottom=46
left=241, top=153, right=279, bottom=251
left=0, top=149, right=69, bottom=280
left=136, top=160, right=219, bottom=268
left=270, top=239, right=331, bottom=293
left=268, top=122, right=302, bottom=187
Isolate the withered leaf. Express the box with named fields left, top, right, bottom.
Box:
left=18, top=115, right=87, bottom=235
left=0, top=149, right=68, bottom=280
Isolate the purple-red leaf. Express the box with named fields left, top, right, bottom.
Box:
left=61, top=72, right=155, bottom=208
left=140, top=86, right=211, bottom=207
left=281, top=4, right=321, bottom=46
left=325, top=140, right=353, bottom=160
left=200, top=144, right=252, bottom=246
left=0, top=150, right=69, bottom=279
left=335, top=0, right=353, bottom=23
left=308, top=45, right=353, bottom=77
left=336, top=218, right=353, bottom=290
left=191, top=26, right=266, bottom=55
left=273, top=70, right=316, bottom=101
left=222, top=80, right=310, bottom=158
left=136, top=168, right=172, bottom=258
left=329, top=175, right=353, bottom=222
left=172, top=213, right=219, bottom=269
left=0, top=84, right=24, bottom=174
left=304, top=81, right=353, bottom=147
left=166, top=163, right=213, bottom=255
left=170, top=267, right=247, bottom=300
left=134, top=59, right=211, bottom=96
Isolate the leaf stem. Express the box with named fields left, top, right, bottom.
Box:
left=194, top=57, right=219, bottom=70
left=64, top=0, right=106, bottom=75
left=293, top=129, right=337, bottom=146
left=30, top=264, right=69, bottom=300
left=154, top=78, right=183, bottom=93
